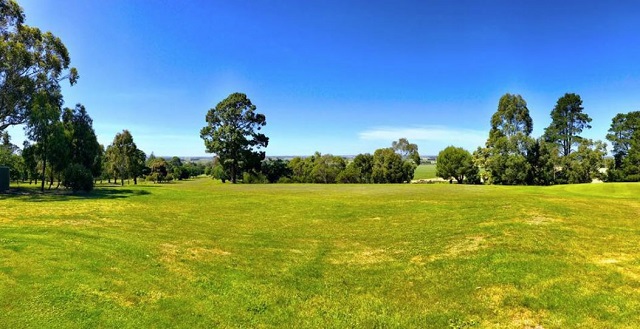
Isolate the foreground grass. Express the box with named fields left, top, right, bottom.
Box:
left=1, top=179, right=640, bottom=328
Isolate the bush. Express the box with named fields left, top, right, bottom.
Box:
left=63, top=164, right=94, bottom=192
left=243, top=171, right=267, bottom=184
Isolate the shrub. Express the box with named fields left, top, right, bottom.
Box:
left=63, top=164, right=94, bottom=192
left=243, top=171, right=267, bottom=184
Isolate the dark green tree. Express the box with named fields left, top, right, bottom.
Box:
left=544, top=93, right=592, bottom=157
left=372, top=148, right=414, bottom=183
left=200, top=93, right=268, bottom=183
left=606, top=111, right=640, bottom=169
left=261, top=158, right=292, bottom=183
left=106, top=130, right=140, bottom=185
left=61, top=104, right=100, bottom=187
left=436, top=146, right=476, bottom=184
left=484, top=93, right=534, bottom=185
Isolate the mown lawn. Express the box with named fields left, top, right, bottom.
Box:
left=413, top=164, right=438, bottom=180
left=1, top=179, right=640, bottom=328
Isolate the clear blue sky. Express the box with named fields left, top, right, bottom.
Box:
left=8, top=0, right=640, bottom=156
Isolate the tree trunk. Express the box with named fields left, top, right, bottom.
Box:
left=134, top=176, right=137, bottom=185
left=40, top=161, right=46, bottom=192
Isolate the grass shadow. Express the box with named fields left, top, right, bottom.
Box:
left=1, top=186, right=151, bottom=202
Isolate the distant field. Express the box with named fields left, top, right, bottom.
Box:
left=2, top=179, right=640, bottom=328
left=413, top=163, right=438, bottom=180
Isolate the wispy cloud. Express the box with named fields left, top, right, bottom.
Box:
left=359, top=125, right=487, bottom=150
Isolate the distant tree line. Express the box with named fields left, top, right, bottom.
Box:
left=204, top=138, right=419, bottom=184
left=436, top=92, right=639, bottom=185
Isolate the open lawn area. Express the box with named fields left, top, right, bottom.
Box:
left=413, top=164, right=438, bottom=180
left=1, top=179, right=640, bottom=328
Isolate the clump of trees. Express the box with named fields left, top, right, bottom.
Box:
left=606, top=111, right=640, bottom=181
left=436, top=146, right=479, bottom=184
left=442, top=92, right=608, bottom=185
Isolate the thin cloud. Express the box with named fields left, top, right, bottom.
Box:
left=359, top=125, right=487, bottom=149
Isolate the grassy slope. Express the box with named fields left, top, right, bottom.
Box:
left=1, top=180, right=640, bottom=328
left=413, top=164, right=438, bottom=180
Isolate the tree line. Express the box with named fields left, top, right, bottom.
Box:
left=436, top=93, right=639, bottom=185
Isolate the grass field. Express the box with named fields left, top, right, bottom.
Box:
left=413, top=164, right=438, bottom=180
left=1, top=179, right=640, bottom=328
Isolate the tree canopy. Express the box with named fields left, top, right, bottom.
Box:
left=200, top=92, right=268, bottom=183
left=436, top=146, right=477, bottom=184
left=0, top=0, right=78, bottom=131
left=544, top=93, right=592, bottom=157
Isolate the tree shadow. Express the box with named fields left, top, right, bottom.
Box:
left=0, top=186, right=151, bottom=202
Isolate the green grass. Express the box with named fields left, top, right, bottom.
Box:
left=2, top=179, right=640, bottom=328
left=413, top=163, right=438, bottom=180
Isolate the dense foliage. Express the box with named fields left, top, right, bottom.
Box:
left=200, top=93, right=268, bottom=183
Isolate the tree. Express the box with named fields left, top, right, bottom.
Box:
left=372, top=148, right=414, bottom=183
left=106, top=130, right=140, bottom=185
left=489, top=93, right=533, bottom=141
left=260, top=158, right=292, bottom=183
left=544, top=93, right=592, bottom=157
left=129, top=148, right=146, bottom=184
left=606, top=111, right=640, bottom=169
left=436, top=146, right=476, bottom=184
left=525, top=138, right=557, bottom=185
left=148, top=157, right=168, bottom=183
left=310, top=153, right=345, bottom=184
left=339, top=153, right=374, bottom=183
left=200, top=92, right=268, bottom=183
left=24, top=90, right=63, bottom=191
left=557, top=139, right=606, bottom=184
left=0, top=0, right=78, bottom=131
left=484, top=93, right=534, bottom=185
left=62, top=104, right=100, bottom=172
left=392, top=138, right=421, bottom=165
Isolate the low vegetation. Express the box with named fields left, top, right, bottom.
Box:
left=2, top=179, right=640, bottom=328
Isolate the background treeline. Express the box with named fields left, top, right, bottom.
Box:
left=206, top=138, right=421, bottom=184
left=435, top=93, right=640, bottom=185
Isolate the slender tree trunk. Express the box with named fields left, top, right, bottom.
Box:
left=40, top=160, right=46, bottom=192
left=134, top=176, right=137, bottom=185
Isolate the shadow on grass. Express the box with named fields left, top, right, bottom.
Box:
left=0, top=186, right=151, bottom=202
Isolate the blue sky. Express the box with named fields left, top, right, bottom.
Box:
left=8, top=0, right=640, bottom=156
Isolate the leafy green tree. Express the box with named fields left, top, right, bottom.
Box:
left=289, top=156, right=314, bottom=183
left=525, top=139, right=557, bottom=185
left=24, top=90, right=63, bottom=191
left=261, top=158, right=292, bottom=183
left=0, top=0, right=78, bottom=131
left=436, top=146, right=476, bottom=184
left=556, top=139, right=606, bottom=184
left=372, top=148, right=414, bottom=183
left=21, top=142, right=38, bottom=183
left=337, top=153, right=374, bottom=183
left=129, top=148, right=147, bottom=184
left=544, top=93, right=592, bottom=157
left=484, top=93, right=534, bottom=185
left=606, top=111, right=640, bottom=169
left=106, top=130, right=140, bottom=185
left=148, top=157, right=168, bottom=183
left=62, top=104, right=100, bottom=172
left=310, top=153, right=345, bottom=184
left=392, top=138, right=421, bottom=165
left=200, top=92, right=268, bottom=183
